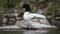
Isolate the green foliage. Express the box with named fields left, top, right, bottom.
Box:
left=0, top=0, right=7, bottom=10
left=29, top=1, right=37, bottom=9
left=0, top=0, right=21, bottom=10
left=48, top=2, right=55, bottom=18
left=48, top=2, right=55, bottom=14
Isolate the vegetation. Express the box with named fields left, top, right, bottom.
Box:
left=48, top=2, right=55, bottom=19
left=0, top=0, right=60, bottom=18
left=0, top=0, right=21, bottom=10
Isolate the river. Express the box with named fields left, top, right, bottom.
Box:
left=0, top=26, right=59, bottom=34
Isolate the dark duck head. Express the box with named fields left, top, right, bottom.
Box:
left=22, top=3, right=31, bottom=12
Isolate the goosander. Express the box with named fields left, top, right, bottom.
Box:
left=23, top=12, right=56, bottom=28
left=0, top=2, right=57, bottom=30
left=22, top=3, right=49, bottom=25
left=21, top=2, right=57, bottom=29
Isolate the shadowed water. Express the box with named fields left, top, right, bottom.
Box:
left=0, top=29, right=58, bottom=34
left=22, top=29, right=50, bottom=34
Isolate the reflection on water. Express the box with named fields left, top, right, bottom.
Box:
left=22, top=29, right=50, bottom=34
left=0, top=28, right=59, bottom=34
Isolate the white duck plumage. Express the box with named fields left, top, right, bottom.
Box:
left=27, top=21, right=57, bottom=28
left=23, top=12, right=50, bottom=25
left=23, top=12, right=45, bottom=20
left=22, top=11, right=57, bottom=29
left=23, top=4, right=54, bottom=28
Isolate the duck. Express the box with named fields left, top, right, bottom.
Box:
left=21, top=2, right=57, bottom=29
left=22, top=3, right=49, bottom=25
left=0, top=1, right=57, bottom=30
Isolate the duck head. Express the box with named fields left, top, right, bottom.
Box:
left=22, top=3, right=31, bottom=12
